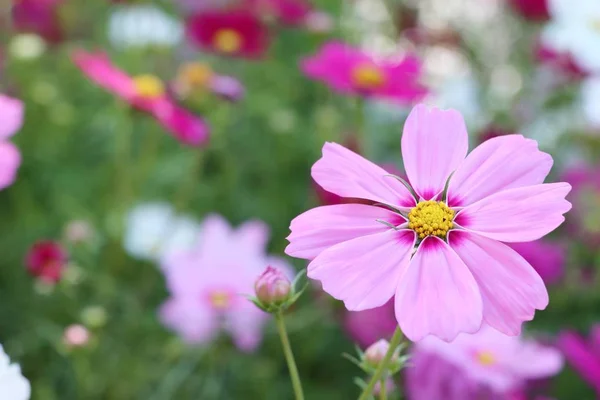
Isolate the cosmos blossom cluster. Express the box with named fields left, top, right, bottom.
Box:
left=5, top=0, right=600, bottom=398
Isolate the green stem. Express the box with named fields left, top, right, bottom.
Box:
left=358, top=327, right=403, bottom=400
left=275, top=312, right=305, bottom=400
left=379, top=377, right=387, bottom=400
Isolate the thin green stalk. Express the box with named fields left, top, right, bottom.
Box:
left=358, top=327, right=404, bottom=400
left=275, top=312, right=305, bottom=400
left=379, top=377, right=387, bottom=400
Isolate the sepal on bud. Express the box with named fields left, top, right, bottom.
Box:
left=343, top=339, right=410, bottom=377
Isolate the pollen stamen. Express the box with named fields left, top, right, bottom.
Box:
left=408, top=200, right=454, bottom=239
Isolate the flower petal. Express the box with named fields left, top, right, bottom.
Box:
left=312, top=142, right=415, bottom=208
left=0, top=142, right=21, bottom=190
left=394, top=236, right=482, bottom=342
left=286, top=204, right=405, bottom=260
left=308, top=229, right=415, bottom=311
left=447, top=135, right=553, bottom=207
left=0, top=95, right=24, bottom=140
left=558, top=331, right=600, bottom=393
left=159, top=297, right=218, bottom=344
left=401, top=104, right=468, bottom=200
left=449, top=231, right=548, bottom=336
left=151, top=99, right=210, bottom=146
left=455, top=183, right=572, bottom=242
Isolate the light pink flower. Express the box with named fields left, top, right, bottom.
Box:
left=72, top=51, right=209, bottom=146
left=286, top=104, right=571, bottom=342
left=344, top=300, right=397, bottom=348
left=557, top=325, right=600, bottom=395
left=63, top=324, right=90, bottom=348
left=0, top=95, right=24, bottom=190
left=159, top=214, right=292, bottom=352
left=301, top=41, right=426, bottom=103
left=406, top=326, right=564, bottom=400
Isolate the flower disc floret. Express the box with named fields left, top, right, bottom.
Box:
left=408, top=200, right=454, bottom=239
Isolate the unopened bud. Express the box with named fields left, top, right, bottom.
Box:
left=254, top=266, right=291, bottom=305
left=364, top=339, right=397, bottom=368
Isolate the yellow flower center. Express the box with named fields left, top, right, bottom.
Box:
left=213, top=29, right=243, bottom=54
left=476, top=351, right=496, bottom=366
left=133, top=74, right=165, bottom=99
left=351, top=63, right=386, bottom=90
left=210, top=291, right=231, bottom=310
left=408, top=200, right=455, bottom=239
left=179, top=62, right=214, bottom=88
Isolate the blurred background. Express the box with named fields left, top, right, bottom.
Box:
left=0, top=0, right=599, bottom=398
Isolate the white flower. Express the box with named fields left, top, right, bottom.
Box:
left=9, top=34, right=46, bottom=61
left=124, top=203, right=200, bottom=262
left=542, top=0, right=600, bottom=73
left=0, top=346, right=30, bottom=400
left=107, top=5, right=183, bottom=49
left=581, top=75, right=600, bottom=128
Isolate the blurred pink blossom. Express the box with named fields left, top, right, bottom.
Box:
left=344, top=300, right=397, bottom=348
left=508, top=240, right=565, bottom=285
left=159, top=214, right=292, bottom=352
left=509, top=0, right=550, bottom=21
left=301, top=41, right=426, bottom=103
left=286, top=104, right=570, bottom=342
left=186, top=10, right=269, bottom=59
left=72, top=51, right=209, bottom=146
left=558, top=326, right=600, bottom=395
left=12, top=0, right=64, bottom=43
left=406, top=326, right=563, bottom=400
left=25, top=240, right=68, bottom=283
left=63, top=324, right=90, bottom=348
left=0, top=95, right=23, bottom=191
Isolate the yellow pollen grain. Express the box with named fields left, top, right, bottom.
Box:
left=408, top=200, right=454, bottom=239
left=178, top=62, right=214, bottom=88
left=213, top=29, right=243, bottom=54
left=133, top=74, right=165, bottom=99
left=476, top=351, right=496, bottom=366
left=210, top=291, right=231, bottom=310
left=351, top=63, right=385, bottom=89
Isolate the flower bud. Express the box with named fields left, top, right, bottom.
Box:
left=63, top=324, right=90, bottom=348
left=64, top=220, right=94, bottom=244
left=25, top=240, right=68, bottom=283
left=364, top=339, right=397, bottom=368
left=254, top=266, right=291, bottom=305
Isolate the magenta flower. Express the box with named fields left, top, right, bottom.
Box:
left=558, top=326, right=600, bottom=395
left=25, top=240, right=68, bottom=283
left=406, top=326, right=564, bottom=400
left=159, top=214, right=292, bottom=351
left=509, top=0, right=550, bottom=21
left=301, top=41, right=426, bottom=103
left=186, top=10, right=269, bottom=58
left=0, top=95, right=24, bottom=190
left=72, top=51, right=209, bottom=146
left=286, top=104, right=571, bottom=342
left=12, top=0, right=64, bottom=42
left=508, top=240, right=564, bottom=285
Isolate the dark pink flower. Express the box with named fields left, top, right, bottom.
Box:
left=558, top=326, right=600, bottom=395
left=535, top=43, right=587, bottom=79
left=25, top=240, right=68, bottom=283
left=509, top=0, right=550, bottom=21
left=186, top=10, right=269, bottom=59
left=508, top=240, right=565, bottom=285
left=72, top=51, right=209, bottom=146
left=12, top=0, right=64, bottom=42
left=301, top=41, right=426, bottom=103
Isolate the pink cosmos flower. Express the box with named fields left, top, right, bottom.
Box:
left=286, top=104, right=571, bottom=342
left=344, top=300, right=397, bottom=348
left=25, top=240, right=68, bottom=283
left=0, top=95, right=24, bottom=190
left=509, top=0, right=550, bottom=21
left=301, top=41, right=426, bottom=103
left=159, top=214, right=292, bottom=351
left=508, top=240, right=564, bottom=285
left=72, top=51, right=209, bottom=146
left=406, top=326, right=564, bottom=400
left=186, top=10, right=269, bottom=58
left=558, top=325, right=600, bottom=395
